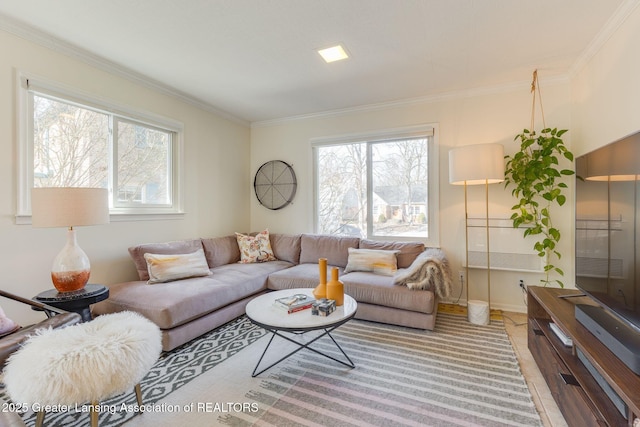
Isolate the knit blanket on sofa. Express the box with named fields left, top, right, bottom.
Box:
left=393, top=248, right=453, bottom=298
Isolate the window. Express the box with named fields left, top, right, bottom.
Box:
left=17, top=75, right=183, bottom=220
left=313, top=126, right=439, bottom=245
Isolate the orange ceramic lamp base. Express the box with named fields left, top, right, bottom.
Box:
left=52, top=269, right=90, bottom=292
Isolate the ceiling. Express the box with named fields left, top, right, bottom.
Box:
left=0, top=0, right=635, bottom=124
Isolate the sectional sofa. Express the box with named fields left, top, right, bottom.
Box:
left=93, top=233, right=450, bottom=351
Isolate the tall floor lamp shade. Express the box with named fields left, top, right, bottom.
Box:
left=31, top=187, right=109, bottom=293
left=449, top=143, right=504, bottom=324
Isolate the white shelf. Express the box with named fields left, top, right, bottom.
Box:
left=465, top=217, right=543, bottom=273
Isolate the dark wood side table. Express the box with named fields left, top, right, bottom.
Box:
left=34, top=284, right=109, bottom=322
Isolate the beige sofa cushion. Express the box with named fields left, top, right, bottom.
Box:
left=201, top=235, right=241, bottom=268
left=129, top=239, right=204, bottom=281
left=203, top=233, right=301, bottom=267
left=341, top=270, right=436, bottom=314
left=299, top=234, right=360, bottom=267
left=267, top=264, right=435, bottom=315
left=95, top=260, right=293, bottom=329
left=359, top=239, right=425, bottom=268
left=267, top=263, right=340, bottom=290
left=269, top=233, right=302, bottom=264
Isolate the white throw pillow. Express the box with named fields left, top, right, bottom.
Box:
left=144, top=249, right=211, bottom=284
left=344, top=248, right=399, bottom=276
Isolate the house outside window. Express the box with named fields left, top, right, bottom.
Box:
left=16, top=75, right=183, bottom=221
left=312, top=125, right=439, bottom=245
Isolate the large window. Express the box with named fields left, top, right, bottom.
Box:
left=17, top=75, right=183, bottom=220
left=313, top=126, right=439, bottom=245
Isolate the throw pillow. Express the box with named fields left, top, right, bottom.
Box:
left=0, top=305, right=19, bottom=337
left=344, top=248, right=399, bottom=276
left=129, top=239, right=204, bottom=281
left=235, top=229, right=277, bottom=263
left=144, top=249, right=212, bottom=284
left=359, top=239, right=425, bottom=268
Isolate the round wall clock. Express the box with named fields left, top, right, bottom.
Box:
left=254, top=160, right=297, bottom=210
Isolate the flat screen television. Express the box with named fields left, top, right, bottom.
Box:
left=575, top=131, right=640, bottom=374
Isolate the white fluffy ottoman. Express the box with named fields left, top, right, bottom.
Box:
left=3, top=311, right=161, bottom=426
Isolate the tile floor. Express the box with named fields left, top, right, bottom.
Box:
left=503, top=311, right=568, bottom=427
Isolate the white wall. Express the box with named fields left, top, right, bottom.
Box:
left=572, top=4, right=640, bottom=155
left=251, top=83, right=573, bottom=313
left=0, top=30, right=251, bottom=323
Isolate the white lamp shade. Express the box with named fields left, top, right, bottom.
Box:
left=449, top=143, right=505, bottom=186
left=31, top=187, right=110, bottom=228
left=580, top=133, right=640, bottom=182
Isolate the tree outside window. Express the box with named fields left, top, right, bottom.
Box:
left=315, top=135, right=432, bottom=240
left=31, top=93, right=175, bottom=210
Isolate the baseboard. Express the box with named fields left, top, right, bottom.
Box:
left=439, top=299, right=526, bottom=314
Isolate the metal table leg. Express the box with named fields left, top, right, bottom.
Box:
left=252, top=325, right=355, bottom=377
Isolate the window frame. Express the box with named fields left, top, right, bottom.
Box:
left=311, top=124, right=440, bottom=246
left=15, top=73, right=184, bottom=224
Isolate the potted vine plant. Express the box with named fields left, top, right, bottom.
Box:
left=504, top=127, right=575, bottom=287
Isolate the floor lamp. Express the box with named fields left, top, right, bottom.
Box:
left=449, top=143, right=504, bottom=325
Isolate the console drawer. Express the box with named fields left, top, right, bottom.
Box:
left=528, top=320, right=605, bottom=427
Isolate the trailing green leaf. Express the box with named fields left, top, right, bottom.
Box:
left=504, top=128, right=575, bottom=287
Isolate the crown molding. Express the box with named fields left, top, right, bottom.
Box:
left=251, top=75, right=570, bottom=128
left=568, top=0, right=640, bottom=78
left=0, top=14, right=249, bottom=127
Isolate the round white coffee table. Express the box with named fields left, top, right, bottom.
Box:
left=245, top=288, right=357, bottom=377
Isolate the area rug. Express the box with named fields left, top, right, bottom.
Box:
left=1, top=316, right=267, bottom=427
left=2, top=312, right=542, bottom=427
left=219, top=313, right=543, bottom=427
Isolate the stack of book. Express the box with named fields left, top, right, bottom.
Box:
left=274, top=294, right=315, bottom=314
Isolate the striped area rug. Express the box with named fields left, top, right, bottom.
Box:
left=220, top=313, right=542, bottom=426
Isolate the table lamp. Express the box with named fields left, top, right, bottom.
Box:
left=31, top=187, right=109, bottom=293
left=449, top=143, right=504, bottom=324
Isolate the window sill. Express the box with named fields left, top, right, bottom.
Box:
left=15, top=211, right=185, bottom=225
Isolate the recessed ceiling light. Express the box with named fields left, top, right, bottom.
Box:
left=318, top=45, right=349, bottom=63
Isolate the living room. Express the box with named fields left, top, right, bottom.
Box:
left=0, top=1, right=639, bottom=426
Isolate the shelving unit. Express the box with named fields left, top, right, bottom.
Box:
left=465, top=217, right=543, bottom=272
left=527, top=286, right=640, bottom=426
